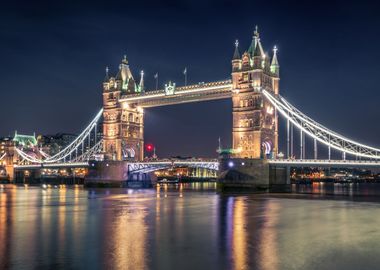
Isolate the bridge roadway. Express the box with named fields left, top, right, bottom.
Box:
left=268, top=159, right=380, bottom=168
left=13, top=160, right=220, bottom=172
left=14, top=159, right=380, bottom=171
left=119, top=80, right=233, bottom=107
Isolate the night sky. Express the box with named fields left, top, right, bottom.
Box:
left=1, top=0, right=380, bottom=158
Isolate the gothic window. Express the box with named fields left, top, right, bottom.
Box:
left=240, top=100, right=244, bottom=107
left=128, top=113, right=133, bottom=122
left=249, top=119, right=253, bottom=127
left=249, top=99, right=253, bottom=107
left=135, top=117, right=139, bottom=123
left=265, top=115, right=273, bottom=126
left=254, top=97, right=259, bottom=108
left=253, top=112, right=261, bottom=126
left=109, top=93, right=114, bottom=100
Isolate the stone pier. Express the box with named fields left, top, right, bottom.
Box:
left=217, top=158, right=290, bottom=192
left=85, top=161, right=153, bottom=188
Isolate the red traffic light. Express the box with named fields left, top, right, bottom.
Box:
left=146, top=143, right=154, bottom=152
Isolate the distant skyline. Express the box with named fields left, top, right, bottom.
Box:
left=1, top=0, right=380, bottom=157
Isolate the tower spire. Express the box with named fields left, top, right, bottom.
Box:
left=233, top=39, right=240, bottom=60
left=248, top=25, right=262, bottom=57
left=139, top=70, right=144, bottom=92
left=115, top=64, right=122, bottom=81
left=270, top=45, right=280, bottom=75
left=122, top=55, right=128, bottom=64
left=104, top=66, right=110, bottom=82
left=253, top=39, right=262, bottom=57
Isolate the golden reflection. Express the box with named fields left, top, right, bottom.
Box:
left=259, top=200, right=280, bottom=270
left=0, top=192, right=8, bottom=266
left=110, top=204, right=148, bottom=269
left=156, top=184, right=160, bottom=198
left=179, top=183, right=183, bottom=198
left=232, top=197, right=248, bottom=270
left=72, top=187, right=80, bottom=238
left=58, top=188, right=67, bottom=248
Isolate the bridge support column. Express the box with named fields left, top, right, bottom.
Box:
left=314, top=138, right=317, bottom=160
left=217, top=158, right=290, bottom=192
left=287, top=118, right=290, bottom=158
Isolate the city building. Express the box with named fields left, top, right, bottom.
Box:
left=38, top=133, right=77, bottom=155
left=0, top=132, right=39, bottom=180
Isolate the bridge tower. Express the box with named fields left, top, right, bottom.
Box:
left=231, top=27, right=280, bottom=159
left=102, top=57, right=144, bottom=161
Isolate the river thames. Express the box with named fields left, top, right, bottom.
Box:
left=2, top=183, right=380, bottom=270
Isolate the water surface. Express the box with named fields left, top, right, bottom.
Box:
left=1, top=183, right=380, bottom=270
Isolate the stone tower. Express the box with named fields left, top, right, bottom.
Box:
left=231, top=27, right=280, bottom=159
left=102, top=57, right=144, bottom=161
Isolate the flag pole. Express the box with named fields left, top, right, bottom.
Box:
left=154, top=72, right=158, bottom=90
left=184, top=67, right=187, bottom=86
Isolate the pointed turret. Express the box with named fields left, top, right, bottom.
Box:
left=248, top=25, right=265, bottom=57
left=253, top=40, right=262, bottom=57
left=270, top=46, right=280, bottom=76
left=115, top=55, right=137, bottom=93
left=252, top=38, right=263, bottom=69
left=233, top=39, right=240, bottom=60
left=104, top=66, right=110, bottom=82
left=120, top=55, right=134, bottom=82
left=248, top=26, right=259, bottom=56
left=139, top=70, right=144, bottom=93
left=115, top=64, right=122, bottom=81
left=264, top=52, right=271, bottom=72
left=232, top=40, right=242, bottom=72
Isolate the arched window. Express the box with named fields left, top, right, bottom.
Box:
left=128, top=113, right=133, bottom=122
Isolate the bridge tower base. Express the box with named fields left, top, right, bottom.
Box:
left=217, top=158, right=290, bottom=192
left=85, top=161, right=153, bottom=188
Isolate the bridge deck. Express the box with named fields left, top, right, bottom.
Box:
left=14, top=159, right=380, bottom=171
left=269, top=159, right=380, bottom=168
left=119, top=80, right=232, bottom=107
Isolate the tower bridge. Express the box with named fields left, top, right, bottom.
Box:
left=102, top=27, right=279, bottom=161
left=10, top=27, right=380, bottom=189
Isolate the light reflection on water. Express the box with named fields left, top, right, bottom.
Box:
left=2, top=183, right=380, bottom=269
